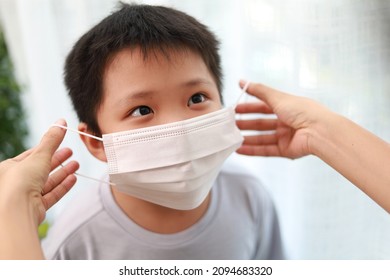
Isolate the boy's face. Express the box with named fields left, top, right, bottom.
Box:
left=100, top=47, right=221, bottom=133
left=81, top=47, right=222, bottom=161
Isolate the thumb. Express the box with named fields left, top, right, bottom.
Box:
left=33, top=119, right=68, bottom=162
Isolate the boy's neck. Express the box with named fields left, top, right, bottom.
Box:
left=111, top=187, right=211, bottom=234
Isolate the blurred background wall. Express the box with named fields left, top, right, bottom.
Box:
left=0, top=0, right=389, bottom=259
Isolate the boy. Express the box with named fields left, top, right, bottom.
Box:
left=43, top=3, right=284, bottom=259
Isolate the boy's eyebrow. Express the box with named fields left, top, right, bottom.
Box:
left=181, top=78, right=214, bottom=88
left=115, top=90, right=156, bottom=108
left=127, top=90, right=155, bottom=100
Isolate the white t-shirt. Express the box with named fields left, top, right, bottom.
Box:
left=43, top=159, right=285, bottom=260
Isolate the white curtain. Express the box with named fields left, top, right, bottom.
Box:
left=0, top=0, right=389, bottom=259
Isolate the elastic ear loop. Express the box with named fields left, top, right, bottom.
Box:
left=235, top=80, right=251, bottom=106
left=235, top=81, right=251, bottom=120
left=52, top=124, right=116, bottom=186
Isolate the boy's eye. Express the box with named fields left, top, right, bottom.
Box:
left=130, top=106, right=153, bottom=117
left=188, top=93, right=207, bottom=106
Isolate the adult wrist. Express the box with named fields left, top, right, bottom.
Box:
left=307, top=108, right=341, bottom=159
left=0, top=188, right=40, bottom=226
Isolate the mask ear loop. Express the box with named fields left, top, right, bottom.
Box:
left=235, top=81, right=251, bottom=120
left=235, top=80, right=251, bottom=107
left=52, top=124, right=103, bottom=141
left=52, top=124, right=116, bottom=186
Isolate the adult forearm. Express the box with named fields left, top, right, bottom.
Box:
left=310, top=112, right=390, bottom=213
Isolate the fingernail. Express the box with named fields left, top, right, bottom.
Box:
left=239, top=79, right=247, bottom=88
left=54, top=119, right=66, bottom=126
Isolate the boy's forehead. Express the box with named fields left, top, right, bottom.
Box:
left=108, top=47, right=200, bottom=68
left=104, top=47, right=217, bottom=89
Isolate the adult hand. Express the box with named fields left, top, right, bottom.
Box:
left=235, top=81, right=390, bottom=213
left=235, top=81, right=332, bottom=159
left=0, top=119, right=79, bottom=226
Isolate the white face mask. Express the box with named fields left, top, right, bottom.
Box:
left=102, top=106, right=243, bottom=210
left=54, top=82, right=250, bottom=210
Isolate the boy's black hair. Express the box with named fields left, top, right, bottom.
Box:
left=65, top=3, right=222, bottom=135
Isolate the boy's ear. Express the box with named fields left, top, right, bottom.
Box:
left=78, top=123, right=107, bottom=162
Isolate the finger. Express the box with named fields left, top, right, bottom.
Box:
left=242, top=134, right=278, bottom=146
left=33, top=119, right=68, bottom=162
left=236, top=118, right=278, bottom=131
left=43, top=160, right=79, bottom=193
left=235, top=102, right=274, bottom=114
left=236, top=144, right=282, bottom=157
left=42, top=174, right=77, bottom=211
left=239, top=80, right=284, bottom=106
left=50, top=148, right=73, bottom=171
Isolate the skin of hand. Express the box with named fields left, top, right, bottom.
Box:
left=235, top=80, right=333, bottom=159
left=235, top=81, right=390, bottom=213
left=0, top=119, right=79, bottom=259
